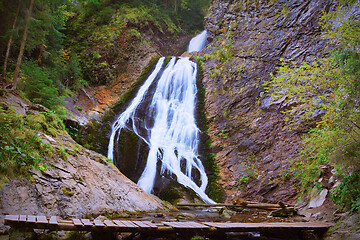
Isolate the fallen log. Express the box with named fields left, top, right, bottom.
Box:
left=176, top=202, right=293, bottom=210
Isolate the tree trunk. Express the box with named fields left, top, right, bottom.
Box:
left=11, top=0, right=34, bottom=90
left=2, top=0, right=22, bottom=77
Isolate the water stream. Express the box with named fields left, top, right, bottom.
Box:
left=107, top=30, right=214, bottom=204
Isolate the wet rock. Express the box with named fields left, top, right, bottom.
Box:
left=0, top=91, right=29, bottom=115
left=220, top=208, right=237, bottom=219
left=260, top=96, right=286, bottom=112
left=28, top=104, right=48, bottom=113
left=175, top=213, right=196, bottom=220
left=308, top=188, right=328, bottom=208
left=269, top=207, right=296, bottom=217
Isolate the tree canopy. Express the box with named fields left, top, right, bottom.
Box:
left=0, top=0, right=210, bottom=113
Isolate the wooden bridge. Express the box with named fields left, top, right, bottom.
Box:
left=5, top=214, right=333, bottom=239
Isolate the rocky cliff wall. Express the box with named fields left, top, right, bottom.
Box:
left=201, top=0, right=334, bottom=204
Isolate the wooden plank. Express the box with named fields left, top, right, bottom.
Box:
left=104, top=220, right=117, bottom=228
left=113, top=220, right=128, bottom=228
left=162, top=222, right=184, bottom=228
left=73, top=219, right=83, bottom=226
left=4, top=215, right=19, bottom=223
left=19, top=215, right=27, bottom=223
left=174, top=222, right=190, bottom=228
left=132, top=221, right=151, bottom=228
left=142, top=221, right=158, bottom=228
left=93, top=219, right=105, bottom=227
left=49, top=216, right=58, bottom=225
left=203, top=222, right=275, bottom=229
left=163, top=221, right=208, bottom=229
left=120, top=220, right=138, bottom=228
left=81, top=219, right=93, bottom=227
left=27, top=215, right=36, bottom=223
left=36, top=216, right=48, bottom=224
left=185, top=221, right=209, bottom=228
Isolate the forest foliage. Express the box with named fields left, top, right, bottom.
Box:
left=0, top=0, right=210, bottom=112
left=265, top=1, right=360, bottom=211
left=0, top=0, right=209, bottom=182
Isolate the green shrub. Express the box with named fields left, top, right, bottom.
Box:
left=0, top=107, right=60, bottom=183
left=331, top=172, right=360, bottom=212
left=19, top=61, right=65, bottom=113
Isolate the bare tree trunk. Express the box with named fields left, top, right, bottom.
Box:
left=11, top=0, right=34, bottom=90
left=2, top=0, right=22, bottom=77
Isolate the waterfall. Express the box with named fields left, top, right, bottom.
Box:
left=108, top=31, right=215, bottom=204
left=188, top=30, right=207, bottom=52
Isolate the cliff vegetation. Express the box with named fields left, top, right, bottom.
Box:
left=266, top=0, right=360, bottom=212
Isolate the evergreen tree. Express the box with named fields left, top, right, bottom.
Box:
left=12, top=0, right=34, bottom=90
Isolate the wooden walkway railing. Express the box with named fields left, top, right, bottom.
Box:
left=4, top=214, right=333, bottom=237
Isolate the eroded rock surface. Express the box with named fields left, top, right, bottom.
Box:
left=0, top=93, right=173, bottom=225
left=201, top=0, right=334, bottom=204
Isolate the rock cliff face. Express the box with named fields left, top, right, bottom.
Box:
left=201, top=0, right=334, bottom=204
left=0, top=92, right=172, bottom=225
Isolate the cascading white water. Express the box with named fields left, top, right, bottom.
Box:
left=108, top=31, right=215, bottom=203
left=188, top=30, right=207, bottom=52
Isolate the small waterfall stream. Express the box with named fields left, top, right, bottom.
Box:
left=108, top=31, right=214, bottom=204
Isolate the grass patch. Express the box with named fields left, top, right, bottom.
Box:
left=0, top=106, right=65, bottom=184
